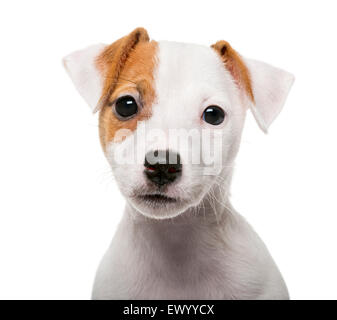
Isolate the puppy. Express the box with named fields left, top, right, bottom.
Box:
left=63, top=28, right=294, bottom=299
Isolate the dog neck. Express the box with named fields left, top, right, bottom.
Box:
left=113, top=169, right=237, bottom=281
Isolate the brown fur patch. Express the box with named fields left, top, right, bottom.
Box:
left=211, top=40, right=254, bottom=103
left=96, top=28, right=157, bottom=150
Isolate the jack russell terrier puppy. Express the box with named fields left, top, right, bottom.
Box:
left=63, top=28, right=294, bottom=299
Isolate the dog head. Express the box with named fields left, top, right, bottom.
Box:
left=63, top=28, right=294, bottom=219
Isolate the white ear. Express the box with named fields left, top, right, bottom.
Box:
left=62, top=44, right=106, bottom=112
left=245, top=59, right=295, bottom=133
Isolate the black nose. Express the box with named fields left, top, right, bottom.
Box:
left=144, top=150, right=182, bottom=187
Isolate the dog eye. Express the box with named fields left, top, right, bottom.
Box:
left=115, top=95, right=138, bottom=118
left=202, top=106, right=225, bottom=125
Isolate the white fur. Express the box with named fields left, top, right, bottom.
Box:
left=245, top=59, right=295, bottom=132
left=63, top=40, right=293, bottom=299
left=62, top=44, right=105, bottom=112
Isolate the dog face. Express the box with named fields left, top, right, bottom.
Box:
left=63, top=28, right=294, bottom=219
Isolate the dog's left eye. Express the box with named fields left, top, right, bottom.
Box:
left=115, top=95, right=138, bottom=119
left=202, top=106, right=225, bottom=125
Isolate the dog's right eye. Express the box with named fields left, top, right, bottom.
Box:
left=115, top=95, right=138, bottom=119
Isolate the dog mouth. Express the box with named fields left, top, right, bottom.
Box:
left=130, top=189, right=191, bottom=218
left=137, top=193, right=177, bottom=205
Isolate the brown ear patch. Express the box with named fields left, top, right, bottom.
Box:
left=211, top=40, right=254, bottom=103
left=95, top=27, right=150, bottom=111
left=96, top=28, right=158, bottom=151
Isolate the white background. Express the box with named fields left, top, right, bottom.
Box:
left=0, top=0, right=336, bottom=299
